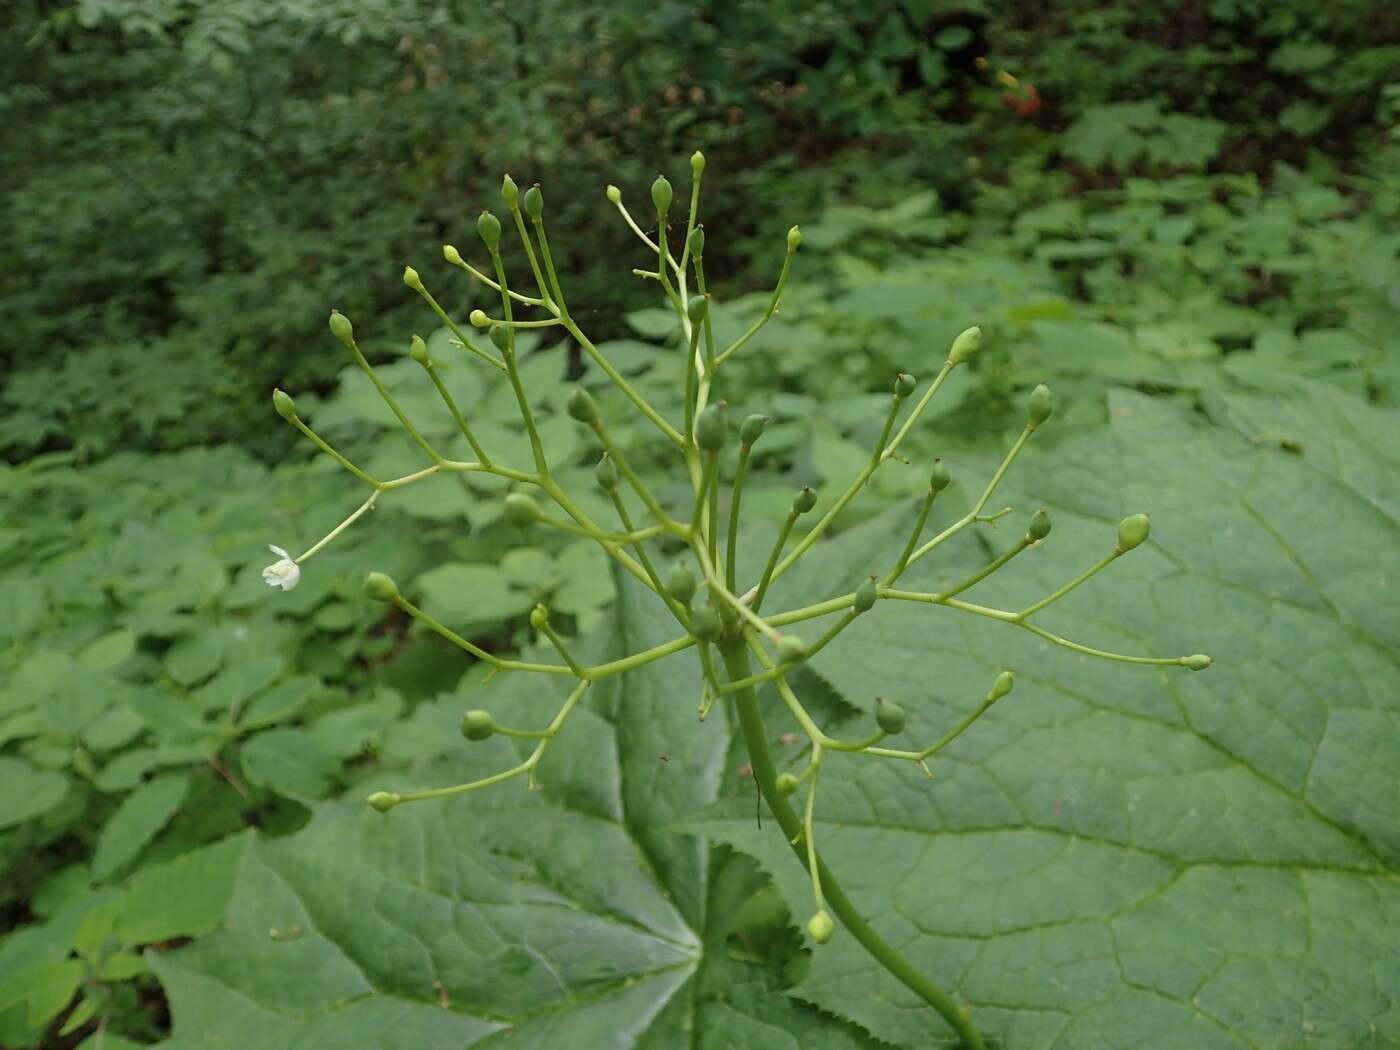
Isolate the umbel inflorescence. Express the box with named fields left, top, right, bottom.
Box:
left=264, top=153, right=1210, bottom=1050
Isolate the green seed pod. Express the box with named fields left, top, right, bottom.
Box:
left=490, top=325, right=511, bottom=352
left=687, top=295, right=709, bottom=325
left=690, top=605, right=722, bottom=642
left=876, top=700, right=906, bottom=735
left=988, top=670, right=1015, bottom=702
left=739, top=414, right=769, bottom=446
left=443, top=244, right=463, bottom=266
left=272, top=388, right=296, bottom=420
left=930, top=459, right=951, bottom=492
left=792, top=485, right=817, bottom=514
left=367, top=791, right=400, bottom=813
left=523, top=184, right=544, bottom=220
left=605, top=184, right=622, bottom=204
left=775, top=772, right=799, bottom=796
left=503, top=493, right=540, bottom=527
left=566, top=387, right=601, bottom=425
left=1028, top=383, right=1054, bottom=426
left=807, top=910, right=834, bottom=945
left=696, top=401, right=728, bottom=452
left=403, top=265, right=424, bottom=292
left=363, top=572, right=399, bottom=603
left=854, top=576, right=878, bottom=614
left=469, top=309, right=490, bottom=329
left=947, top=325, right=982, bottom=364
left=328, top=309, right=354, bottom=346
left=409, top=335, right=430, bottom=366
left=1182, top=653, right=1213, bottom=671
left=595, top=454, right=618, bottom=492
left=477, top=210, right=502, bottom=250
left=690, top=150, right=706, bottom=176
left=529, top=604, right=549, bottom=630
left=1027, top=508, right=1052, bottom=542
left=687, top=226, right=705, bottom=257
left=501, top=173, right=519, bottom=208
left=651, top=174, right=673, bottom=215
left=787, top=225, right=802, bottom=251
left=894, top=372, right=917, bottom=398
left=778, top=635, right=806, bottom=664
left=461, top=709, right=496, bottom=741
left=1117, top=513, right=1151, bottom=552
left=667, top=562, right=697, bottom=606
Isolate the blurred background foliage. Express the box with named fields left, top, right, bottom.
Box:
left=1, top=0, right=1398, bottom=1046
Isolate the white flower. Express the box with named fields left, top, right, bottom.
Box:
left=262, top=545, right=301, bottom=591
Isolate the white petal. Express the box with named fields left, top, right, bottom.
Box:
left=268, top=544, right=291, bottom=559
left=262, top=559, right=301, bottom=592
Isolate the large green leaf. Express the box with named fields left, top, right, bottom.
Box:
left=145, top=575, right=883, bottom=1048
left=685, top=384, right=1399, bottom=1048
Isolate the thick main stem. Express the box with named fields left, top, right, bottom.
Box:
left=716, top=639, right=985, bottom=1050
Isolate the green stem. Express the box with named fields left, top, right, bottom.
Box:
left=726, top=444, right=753, bottom=592
left=716, top=639, right=985, bottom=1050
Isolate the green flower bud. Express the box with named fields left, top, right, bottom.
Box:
left=876, top=699, right=906, bottom=735
left=477, top=210, right=502, bottom=251
left=1028, top=383, right=1054, bottom=426
left=854, top=576, right=878, bottom=614
left=792, top=485, right=817, bottom=514
left=778, top=635, right=806, bottom=664
left=272, top=388, right=297, bottom=420
left=529, top=604, right=549, bottom=630
left=1117, top=513, right=1151, bottom=552
left=364, top=572, right=399, bottom=603
left=807, top=909, right=834, bottom=945
left=606, top=184, right=622, bottom=204
left=523, top=185, right=544, bottom=220
left=894, top=372, right=917, bottom=398
left=696, top=400, right=728, bottom=452
left=443, top=244, right=462, bottom=266
left=595, top=454, right=618, bottom=492
left=1027, top=508, right=1052, bottom=542
left=989, top=670, right=1015, bottom=702
left=501, top=173, right=519, bottom=208
left=690, top=150, right=706, bottom=176
left=787, top=225, right=802, bottom=251
left=469, top=309, right=490, bottom=329
left=651, top=175, right=673, bottom=215
left=490, top=325, right=511, bottom=352
left=930, top=459, right=951, bottom=492
left=328, top=309, right=354, bottom=346
left=775, top=772, right=799, bottom=796
left=461, top=709, right=496, bottom=741
left=367, top=791, right=400, bottom=813
left=687, top=295, right=709, bottom=325
left=690, top=605, right=722, bottom=642
left=409, top=334, right=430, bottom=366
left=687, top=226, right=705, bottom=257
left=947, top=325, right=982, bottom=364
left=566, top=386, right=600, bottom=425
left=667, top=562, right=697, bottom=606
left=739, top=414, right=769, bottom=446
left=503, top=492, right=540, bottom=527
left=403, top=265, right=423, bottom=292
left=1182, top=653, right=1213, bottom=671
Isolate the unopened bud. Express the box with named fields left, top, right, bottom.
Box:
left=1027, top=508, right=1052, bottom=542
left=930, top=459, right=951, bottom=492
left=667, top=563, right=697, bottom=606
left=529, top=604, right=549, bottom=629
left=409, top=335, right=430, bottom=366
left=523, top=185, right=544, bottom=220
left=947, top=325, right=982, bottom=365
left=566, top=387, right=600, bottom=425
left=272, top=388, right=296, bottom=420
left=808, top=910, right=834, bottom=945
left=778, top=635, right=806, bottom=664
left=363, top=572, right=399, bottom=603
left=606, top=184, right=622, bottom=204
left=403, top=265, right=423, bottom=292
left=690, top=605, right=722, bottom=642
left=1117, top=513, right=1151, bottom=552
left=490, top=325, right=511, bottom=352
left=651, top=175, right=673, bottom=214
left=739, top=414, right=769, bottom=446
left=787, top=225, right=802, bottom=251
left=894, top=372, right=917, bottom=398
left=595, top=455, right=618, bottom=491
left=1182, top=654, right=1213, bottom=671
left=328, top=310, right=354, bottom=346
left=443, top=244, right=462, bottom=266
left=461, top=709, right=496, bottom=741
left=367, top=791, right=400, bottom=813
left=988, top=671, right=1015, bottom=702
left=854, top=576, right=878, bottom=614
left=1027, top=383, right=1054, bottom=426
left=792, top=486, right=817, bottom=514
left=687, top=295, right=709, bottom=325
left=775, top=772, right=799, bottom=796
left=690, top=150, right=706, bottom=176
left=687, top=226, right=705, bottom=257
left=477, top=211, right=502, bottom=250
left=876, top=699, right=906, bottom=735
left=696, top=401, right=728, bottom=452
left=501, top=173, right=519, bottom=208
left=503, top=493, right=540, bottom=527
left=469, top=309, right=490, bottom=329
